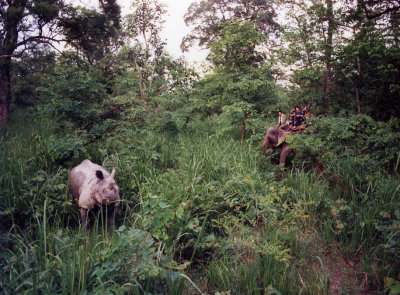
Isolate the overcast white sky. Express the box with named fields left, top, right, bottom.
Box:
left=70, top=0, right=207, bottom=64
left=118, top=0, right=208, bottom=64
left=71, top=0, right=207, bottom=63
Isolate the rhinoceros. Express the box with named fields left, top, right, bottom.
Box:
left=70, top=160, right=120, bottom=231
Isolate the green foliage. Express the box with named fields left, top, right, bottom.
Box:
left=0, top=224, right=185, bottom=294
left=2, top=109, right=400, bottom=294
left=0, top=0, right=64, bottom=125
left=0, top=113, right=72, bottom=233
left=46, top=134, right=87, bottom=164
left=284, top=114, right=400, bottom=279
left=334, top=19, right=400, bottom=120
left=385, top=277, right=400, bottom=295
left=39, top=55, right=107, bottom=126
left=287, top=114, right=400, bottom=171
left=278, top=0, right=400, bottom=118
left=183, top=0, right=280, bottom=50
left=207, top=254, right=294, bottom=294
left=90, top=226, right=182, bottom=292
left=209, top=19, right=265, bottom=71
left=60, top=3, right=122, bottom=64
left=3, top=0, right=400, bottom=293
left=11, top=50, right=56, bottom=107
left=123, top=0, right=168, bottom=101
left=192, top=66, right=277, bottom=141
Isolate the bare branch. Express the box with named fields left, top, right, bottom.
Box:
left=360, top=0, right=400, bottom=20
left=366, top=6, right=400, bottom=20
left=16, top=34, right=67, bottom=49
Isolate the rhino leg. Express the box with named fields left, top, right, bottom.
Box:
left=107, top=205, right=118, bottom=232
left=80, top=208, right=88, bottom=231
left=279, top=143, right=290, bottom=165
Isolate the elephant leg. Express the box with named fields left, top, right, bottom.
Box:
left=279, top=143, right=290, bottom=165
left=262, top=134, right=269, bottom=151
left=265, top=149, right=274, bottom=155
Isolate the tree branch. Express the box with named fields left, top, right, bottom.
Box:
left=16, top=34, right=67, bottom=49
left=360, top=0, right=400, bottom=20
left=366, top=6, right=400, bottom=20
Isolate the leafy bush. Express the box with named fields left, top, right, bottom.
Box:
left=286, top=114, right=400, bottom=172
left=46, top=134, right=87, bottom=164
left=39, top=55, right=107, bottom=127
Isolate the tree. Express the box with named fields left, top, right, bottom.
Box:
left=182, top=0, right=280, bottom=52
left=124, top=0, right=167, bottom=102
left=358, top=0, right=400, bottom=20
left=278, top=0, right=400, bottom=119
left=323, top=0, right=334, bottom=108
left=277, top=0, right=338, bottom=112
left=11, top=47, right=56, bottom=107
left=203, top=20, right=277, bottom=144
left=209, top=19, right=265, bottom=73
left=182, top=0, right=280, bottom=143
left=60, top=0, right=121, bottom=65
left=0, top=0, right=63, bottom=125
left=334, top=25, right=400, bottom=119
left=39, top=53, right=107, bottom=127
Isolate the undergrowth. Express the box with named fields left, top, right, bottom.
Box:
left=1, top=111, right=399, bottom=294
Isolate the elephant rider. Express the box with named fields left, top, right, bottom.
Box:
left=289, top=108, right=296, bottom=127
left=292, top=106, right=304, bottom=129
left=276, top=109, right=289, bottom=129
left=303, top=107, right=312, bottom=126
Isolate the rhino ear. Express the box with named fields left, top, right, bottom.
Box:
left=95, top=170, right=104, bottom=180
left=110, top=167, right=116, bottom=178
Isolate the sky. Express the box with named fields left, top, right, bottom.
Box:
left=71, top=0, right=208, bottom=64
left=117, top=0, right=208, bottom=64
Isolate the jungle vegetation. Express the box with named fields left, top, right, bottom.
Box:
left=1, top=0, right=400, bottom=294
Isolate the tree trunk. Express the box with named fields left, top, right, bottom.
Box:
left=139, top=79, right=147, bottom=101
left=323, top=0, right=334, bottom=109
left=323, top=62, right=331, bottom=108
left=356, top=55, right=361, bottom=114
left=0, top=0, right=26, bottom=126
left=0, top=58, right=12, bottom=126
left=241, top=111, right=248, bottom=146
left=355, top=85, right=361, bottom=115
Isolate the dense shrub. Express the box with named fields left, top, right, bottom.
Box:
left=39, top=55, right=107, bottom=127
left=286, top=114, right=400, bottom=172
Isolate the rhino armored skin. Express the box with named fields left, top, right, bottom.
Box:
left=70, top=160, right=120, bottom=231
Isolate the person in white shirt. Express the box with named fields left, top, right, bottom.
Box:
left=276, top=109, right=289, bottom=129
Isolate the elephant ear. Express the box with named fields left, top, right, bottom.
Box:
left=277, top=131, right=291, bottom=146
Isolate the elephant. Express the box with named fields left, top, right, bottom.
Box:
left=262, top=127, right=292, bottom=165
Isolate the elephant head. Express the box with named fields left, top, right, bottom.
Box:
left=262, top=127, right=292, bottom=164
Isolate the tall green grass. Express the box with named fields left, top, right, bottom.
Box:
left=1, top=112, right=399, bottom=294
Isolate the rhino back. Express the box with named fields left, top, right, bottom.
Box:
left=70, top=170, right=87, bottom=199
left=79, top=160, right=110, bottom=177
left=70, top=160, right=109, bottom=199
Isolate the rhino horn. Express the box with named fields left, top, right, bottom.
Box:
left=110, top=167, right=116, bottom=178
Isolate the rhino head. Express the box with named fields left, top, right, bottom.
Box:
left=94, top=168, right=119, bottom=205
